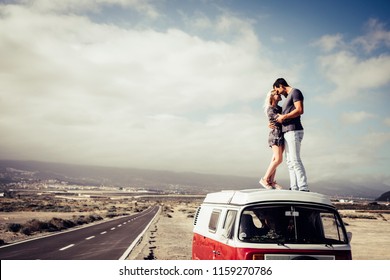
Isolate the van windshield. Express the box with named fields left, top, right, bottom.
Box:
left=238, top=205, right=348, bottom=245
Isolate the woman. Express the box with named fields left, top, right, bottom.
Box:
left=259, top=90, right=284, bottom=189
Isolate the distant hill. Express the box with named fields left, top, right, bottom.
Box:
left=0, top=160, right=258, bottom=193
left=0, top=159, right=388, bottom=198
left=376, top=191, right=390, bottom=202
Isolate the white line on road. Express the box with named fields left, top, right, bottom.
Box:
left=111, top=227, right=115, bottom=230
left=119, top=206, right=160, bottom=260
left=101, top=231, right=107, bottom=235
left=59, top=244, right=75, bottom=251
left=86, top=236, right=95, bottom=240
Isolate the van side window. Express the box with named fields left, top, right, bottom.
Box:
left=222, top=210, right=237, bottom=239
left=320, top=213, right=347, bottom=242
left=208, top=209, right=221, bottom=233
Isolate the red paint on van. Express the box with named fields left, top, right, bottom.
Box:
left=193, top=233, right=352, bottom=260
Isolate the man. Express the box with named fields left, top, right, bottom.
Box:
left=273, top=78, right=309, bottom=191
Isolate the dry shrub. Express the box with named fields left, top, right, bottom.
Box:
left=164, top=206, right=174, bottom=213
left=341, top=213, right=377, bottom=219
left=85, top=214, right=103, bottom=223
left=49, top=217, right=75, bottom=230
left=10, top=214, right=104, bottom=236
left=7, top=223, right=22, bottom=233
left=23, top=219, right=43, bottom=233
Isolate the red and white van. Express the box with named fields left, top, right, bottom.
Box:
left=192, top=189, right=352, bottom=260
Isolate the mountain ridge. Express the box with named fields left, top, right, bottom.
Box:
left=0, top=159, right=388, bottom=198
left=0, top=159, right=258, bottom=193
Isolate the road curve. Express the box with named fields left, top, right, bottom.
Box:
left=0, top=205, right=159, bottom=260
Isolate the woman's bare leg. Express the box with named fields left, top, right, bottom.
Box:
left=263, top=145, right=284, bottom=184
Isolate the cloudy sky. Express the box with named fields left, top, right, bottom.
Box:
left=1, top=0, right=389, bottom=191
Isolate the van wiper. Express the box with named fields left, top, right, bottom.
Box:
left=277, top=242, right=289, bottom=248
left=325, top=243, right=334, bottom=249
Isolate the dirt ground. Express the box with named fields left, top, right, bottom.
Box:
left=128, top=202, right=196, bottom=260
left=340, top=211, right=390, bottom=260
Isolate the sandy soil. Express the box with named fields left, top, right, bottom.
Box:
left=340, top=211, right=390, bottom=260
left=128, top=202, right=196, bottom=260
left=128, top=207, right=390, bottom=260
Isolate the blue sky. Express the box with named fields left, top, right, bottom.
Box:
left=0, top=0, right=389, bottom=195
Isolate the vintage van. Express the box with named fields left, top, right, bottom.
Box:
left=192, top=189, right=352, bottom=260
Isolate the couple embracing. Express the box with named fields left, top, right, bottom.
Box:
left=259, top=78, right=309, bottom=192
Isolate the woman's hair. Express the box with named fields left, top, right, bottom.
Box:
left=263, top=90, right=275, bottom=115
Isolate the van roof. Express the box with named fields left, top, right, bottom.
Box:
left=202, top=189, right=332, bottom=206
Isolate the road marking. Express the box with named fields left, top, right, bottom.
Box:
left=59, top=244, right=75, bottom=251
left=118, top=224, right=122, bottom=227
left=100, top=231, right=107, bottom=235
left=111, top=227, right=115, bottom=230
left=86, top=236, right=95, bottom=240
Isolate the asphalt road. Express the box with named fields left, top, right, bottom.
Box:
left=0, top=205, right=159, bottom=260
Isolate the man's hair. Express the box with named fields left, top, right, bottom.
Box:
left=273, top=78, right=289, bottom=88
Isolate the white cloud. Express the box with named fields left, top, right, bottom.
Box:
left=0, top=3, right=283, bottom=176
left=340, top=111, right=376, bottom=124
left=314, top=19, right=390, bottom=104
left=312, top=34, right=344, bottom=52
left=353, top=18, right=390, bottom=53
left=362, top=132, right=390, bottom=148
left=317, top=51, right=390, bottom=103
left=6, top=2, right=388, bottom=185
left=19, top=0, right=160, bottom=19
left=300, top=122, right=390, bottom=184
left=309, top=19, right=390, bottom=184
left=183, top=11, right=261, bottom=52
left=190, top=13, right=213, bottom=30
left=314, top=18, right=390, bottom=54
left=271, top=36, right=285, bottom=44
